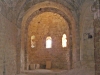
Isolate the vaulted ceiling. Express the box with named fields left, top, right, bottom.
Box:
left=1, top=0, right=86, bottom=10
left=0, top=0, right=93, bottom=28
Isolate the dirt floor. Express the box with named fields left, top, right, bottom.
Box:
left=20, top=67, right=95, bottom=75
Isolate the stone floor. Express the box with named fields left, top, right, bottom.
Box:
left=18, top=67, right=95, bottom=75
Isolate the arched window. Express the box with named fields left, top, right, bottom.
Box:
left=62, top=34, right=67, bottom=47
left=31, top=35, right=35, bottom=48
left=46, top=36, right=52, bottom=48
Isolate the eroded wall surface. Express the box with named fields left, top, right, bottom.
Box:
left=0, top=0, right=95, bottom=75
left=94, top=19, right=100, bottom=75
left=0, top=13, right=17, bottom=75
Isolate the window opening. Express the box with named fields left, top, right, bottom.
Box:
left=46, top=36, right=52, bottom=48
left=31, top=35, right=36, bottom=48
left=62, top=34, right=67, bottom=47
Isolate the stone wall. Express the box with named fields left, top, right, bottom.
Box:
left=80, top=0, right=95, bottom=68
left=0, top=13, right=17, bottom=75
left=94, top=19, right=100, bottom=75
left=0, top=1, right=17, bottom=25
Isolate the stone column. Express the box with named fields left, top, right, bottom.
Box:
left=92, top=0, right=100, bottom=75
left=94, top=18, right=100, bottom=75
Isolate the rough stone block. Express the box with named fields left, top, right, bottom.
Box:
left=36, top=64, right=40, bottom=69
left=46, top=61, right=51, bottom=69
left=30, top=64, right=35, bottom=70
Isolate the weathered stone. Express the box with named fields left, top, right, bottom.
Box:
left=46, top=61, right=51, bottom=69
left=0, top=0, right=96, bottom=75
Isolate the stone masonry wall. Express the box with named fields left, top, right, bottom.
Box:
left=0, top=13, right=17, bottom=75
left=94, top=19, right=100, bottom=75
left=80, top=0, right=95, bottom=68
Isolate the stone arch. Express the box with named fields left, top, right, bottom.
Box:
left=21, top=1, right=79, bottom=71
left=25, top=10, right=71, bottom=70
left=17, top=0, right=74, bottom=28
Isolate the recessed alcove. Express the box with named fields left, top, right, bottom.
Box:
left=27, top=12, right=70, bottom=70
left=21, top=1, right=79, bottom=73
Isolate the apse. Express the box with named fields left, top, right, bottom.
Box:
left=27, top=12, right=70, bottom=70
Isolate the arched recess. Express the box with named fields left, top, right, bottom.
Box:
left=27, top=12, right=70, bottom=70
left=21, top=1, right=79, bottom=71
